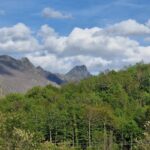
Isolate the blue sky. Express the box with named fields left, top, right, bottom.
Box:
left=1, top=0, right=150, bottom=34
left=0, top=0, right=150, bottom=73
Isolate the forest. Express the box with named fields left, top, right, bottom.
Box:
left=0, top=63, right=150, bottom=150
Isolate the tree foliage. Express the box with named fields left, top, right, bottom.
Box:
left=0, top=63, right=149, bottom=149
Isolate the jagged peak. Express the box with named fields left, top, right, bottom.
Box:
left=20, top=57, right=34, bottom=69
left=21, top=57, right=29, bottom=62
left=0, top=55, right=35, bottom=71
left=0, top=55, right=16, bottom=61
left=71, top=65, right=88, bottom=71
left=21, top=57, right=32, bottom=64
left=66, top=65, right=90, bottom=74
left=65, top=65, right=91, bottom=81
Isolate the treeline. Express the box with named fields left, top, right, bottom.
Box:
left=0, top=63, right=150, bottom=150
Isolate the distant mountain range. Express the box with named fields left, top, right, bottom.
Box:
left=0, top=55, right=91, bottom=95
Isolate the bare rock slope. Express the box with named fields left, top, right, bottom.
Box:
left=63, top=65, right=91, bottom=82
left=0, top=55, right=91, bottom=95
left=0, top=55, right=58, bottom=95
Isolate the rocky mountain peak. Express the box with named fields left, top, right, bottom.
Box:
left=0, top=55, right=21, bottom=71
left=20, top=57, right=34, bottom=70
left=64, top=65, right=91, bottom=81
left=0, top=55, right=92, bottom=94
left=0, top=55, right=15, bottom=61
left=0, top=55, right=34, bottom=71
left=21, top=57, right=30, bottom=63
left=72, top=65, right=88, bottom=72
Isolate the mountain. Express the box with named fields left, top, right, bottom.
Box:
left=0, top=55, right=91, bottom=95
left=36, top=66, right=64, bottom=85
left=63, top=65, right=91, bottom=82
left=0, top=55, right=58, bottom=95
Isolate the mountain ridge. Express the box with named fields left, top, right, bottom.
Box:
left=0, top=55, right=91, bottom=95
left=64, top=65, right=91, bottom=81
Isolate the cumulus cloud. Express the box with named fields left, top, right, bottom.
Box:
left=39, top=25, right=67, bottom=53
left=105, top=19, right=150, bottom=36
left=146, top=19, right=150, bottom=28
left=38, top=25, right=140, bottom=61
left=0, top=23, right=40, bottom=52
left=27, top=54, right=111, bottom=73
left=144, top=37, right=150, bottom=42
left=0, top=19, right=150, bottom=74
left=42, top=7, right=72, bottom=19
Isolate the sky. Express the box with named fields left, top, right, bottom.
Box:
left=0, top=0, right=150, bottom=74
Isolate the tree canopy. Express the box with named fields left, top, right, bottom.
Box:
left=0, top=63, right=150, bottom=149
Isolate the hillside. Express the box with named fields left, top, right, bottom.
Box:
left=0, top=63, right=149, bottom=149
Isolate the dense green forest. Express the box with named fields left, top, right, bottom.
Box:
left=0, top=63, right=150, bottom=150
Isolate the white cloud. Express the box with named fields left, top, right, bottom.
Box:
left=38, top=25, right=67, bottom=53
left=0, top=23, right=40, bottom=52
left=38, top=25, right=140, bottom=61
left=146, top=19, right=150, bottom=28
left=105, top=19, right=150, bottom=36
left=35, top=21, right=150, bottom=73
left=42, top=7, right=72, bottom=19
left=27, top=54, right=111, bottom=73
left=144, top=37, right=150, bottom=42
left=0, top=19, right=150, bottom=74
